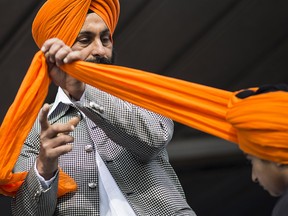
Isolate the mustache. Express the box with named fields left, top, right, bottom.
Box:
left=85, top=56, right=112, bottom=65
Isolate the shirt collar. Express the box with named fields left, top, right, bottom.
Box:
left=48, top=87, right=73, bottom=117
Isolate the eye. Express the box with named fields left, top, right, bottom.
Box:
left=76, top=36, right=92, bottom=47
left=77, top=38, right=90, bottom=44
left=79, top=38, right=89, bottom=44
left=101, top=36, right=111, bottom=46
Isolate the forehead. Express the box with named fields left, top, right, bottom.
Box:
left=81, top=13, right=109, bottom=31
left=247, top=154, right=268, bottom=167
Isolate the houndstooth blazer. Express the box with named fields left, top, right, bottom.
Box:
left=11, top=85, right=195, bottom=216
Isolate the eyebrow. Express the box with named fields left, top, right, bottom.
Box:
left=77, top=31, right=94, bottom=37
left=78, top=28, right=110, bottom=37
left=100, top=29, right=110, bottom=37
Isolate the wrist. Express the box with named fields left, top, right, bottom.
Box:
left=36, top=158, right=58, bottom=180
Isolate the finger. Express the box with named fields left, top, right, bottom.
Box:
left=45, top=122, right=75, bottom=138
left=40, top=142, right=73, bottom=160
left=41, top=134, right=74, bottom=150
left=53, top=116, right=80, bottom=137
left=55, top=134, right=74, bottom=145
left=55, top=46, right=72, bottom=67
left=42, top=38, right=67, bottom=64
left=51, top=143, right=73, bottom=157
left=41, top=38, right=62, bottom=53
left=68, top=116, right=81, bottom=128
left=39, top=103, right=50, bottom=132
left=47, top=43, right=65, bottom=64
left=63, top=50, right=83, bottom=64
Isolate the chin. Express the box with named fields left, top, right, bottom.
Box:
left=268, top=190, right=283, bottom=197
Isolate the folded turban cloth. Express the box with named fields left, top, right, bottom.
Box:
left=227, top=84, right=288, bottom=164
left=32, top=0, right=119, bottom=48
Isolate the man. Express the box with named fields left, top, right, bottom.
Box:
left=11, top=0, right=195, bottom=215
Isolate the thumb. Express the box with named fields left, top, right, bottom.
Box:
left=68, top=116, right=81, bottom=129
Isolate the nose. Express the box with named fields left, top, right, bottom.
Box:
left=91, top=39, right=106, bottom=57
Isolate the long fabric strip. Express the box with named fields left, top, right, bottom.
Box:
left=0, top=51, right=236, bottom=197
left=62, top=61, right=237, bottom=142
left=0, top=52, right=49, bottom=196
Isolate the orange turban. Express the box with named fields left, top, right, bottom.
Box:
left=32, top=0, right=119, bottom=48
left=227, top=87, right=288, bottom=164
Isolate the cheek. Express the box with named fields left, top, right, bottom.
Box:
left=269, top=173, right=287, bottom=196
left=252, top=163, right=262, bottom=178
left=252, top=163, right=269, bottom=186
left=253, top=163, right=286, bottom=196
left=104, top=46, right=113, bottom=57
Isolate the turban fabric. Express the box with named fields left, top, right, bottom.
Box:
left=0, top=0, right=286, bottom=198
left=227, top=87, right=288, bottom=164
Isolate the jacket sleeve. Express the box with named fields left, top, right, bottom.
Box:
left=77, top=85, right=174, bottom=161
left=11, top=119, right=59, bottom=216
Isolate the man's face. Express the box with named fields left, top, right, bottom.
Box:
left=247, top=154, right=288, bottom=197
left=72, top=12, right=114, bottom=64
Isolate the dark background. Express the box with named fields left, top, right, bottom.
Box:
left=1, top=0, right=287, bottom=215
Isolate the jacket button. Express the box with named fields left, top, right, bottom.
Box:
left=88, top=182, right=97, bottom=189
left=89, top=101, right=100, bottom=109
left=99, top=106, right=104, bottom=114
left=84, top=144, right=93, bottom=153
left=89, top=101, right=104, bottom=114
left=33, top=190, right=41, bottom=201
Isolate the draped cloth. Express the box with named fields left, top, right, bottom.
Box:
left=0, top=0, right=286, bottom=197
left=227, top=89, right=288, bottom=165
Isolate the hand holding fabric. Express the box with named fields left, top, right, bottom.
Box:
left=42, top=38, right=88, bottom=100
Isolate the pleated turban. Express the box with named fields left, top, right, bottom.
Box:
left=32, top=0, right=120, bottom=48
left=227, top=84, right=288, bottom=164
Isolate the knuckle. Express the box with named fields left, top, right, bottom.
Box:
left=57, top=134, right=73, bottom=144
left=40, top=140, right=50, bottom=149
left=51, top=123, right=62, bottom=131
left=63, top=135, right=74, bottom=143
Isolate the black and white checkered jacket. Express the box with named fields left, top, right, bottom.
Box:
left=11, top=85, right=195, bottom=216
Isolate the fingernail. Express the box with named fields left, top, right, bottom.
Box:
left=63, top=58, right=68, bottom=64
left=41, top=46, right=46, bottom=52
left=71, top=125, right=75, bottom=130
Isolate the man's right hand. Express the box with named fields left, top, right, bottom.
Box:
left=41, top=38, right=90, bottom=100
left=36, top=103, right=80, bottom=180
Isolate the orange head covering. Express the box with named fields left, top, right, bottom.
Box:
left=226, top=84, right=288, bottom=164
left=32, top=0, right=120, bottom=48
